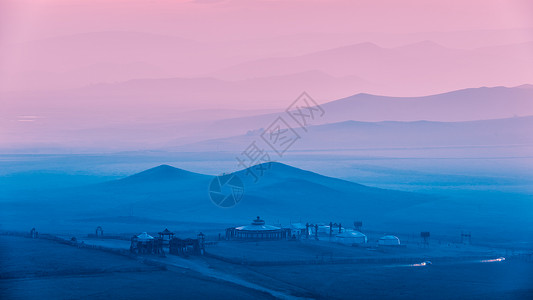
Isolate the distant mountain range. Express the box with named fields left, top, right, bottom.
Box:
left=178, top=116, right=533, bottom=152
left=4, top=30, right=532, bottom=97
left=208, top=85, right=533, bottom=131
left=168, top=86, right=533, bottom=150
left=3, top=85, right=533, bottom=151
left=212, top=41, right=533, bottom=95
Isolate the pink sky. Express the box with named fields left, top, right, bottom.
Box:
left=2, top=0, right=532, bottom=43
left=1, top=0, right=532, bottom=91
left=1, top=0, right=532, bottom=150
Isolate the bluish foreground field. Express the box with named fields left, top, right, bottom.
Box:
left=1, top=235, right=532, bottom=300
left=0, top=236, right=275, bottom=300
left=245, top=260, right=533, bottom=299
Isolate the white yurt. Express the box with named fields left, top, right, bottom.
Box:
left=336, top=231, right=367, bottom=245
left=233, top=217, right=285, bottom=240
left=378, top=235, right=400, bottom=246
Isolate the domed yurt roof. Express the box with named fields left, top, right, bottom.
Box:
left=380, top=235, right=399, bottom=240
left=235, top=216, right=281, bottom=231
left=379, top=235, right=400, bottom=245
left=336, top=231, right=366, bottom=238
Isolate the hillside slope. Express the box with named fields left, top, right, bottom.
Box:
left=0, top=163, right=430, bottom=224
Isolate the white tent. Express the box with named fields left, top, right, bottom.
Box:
left=336, top=231, right=367, bottom=245
left=137, top=232, right=154, bottom=241
left=378, top=235, right=400, bottom=246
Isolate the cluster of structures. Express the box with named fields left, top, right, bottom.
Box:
left=129, top=229, right=205, bottom=256
left=90, top=216, right=410, bottom=257
left=225, top=216, right=402, bottom=247
left=125, top=217, right=404, bottom=252
left=130, top=232, right=164, bottom=255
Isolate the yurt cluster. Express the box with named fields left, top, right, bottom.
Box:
left=225, top=216, right=402, bottom=247
left=127, top=216, right=402, bottom=256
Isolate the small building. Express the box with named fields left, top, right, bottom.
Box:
left=226, top=216, right=289, bottom=240
left=289, top=223, right=307, bottom=239
left=169, top=238, right=199, bottom=256
left=169, top=233, right=205, bottom=256
left=130, top=232, right=163, bottom=254
left=158, top=228, right=174, bottom=245
left=336, top=231, right=367, bottom=245
left=378, top=235, right=401, bottom=246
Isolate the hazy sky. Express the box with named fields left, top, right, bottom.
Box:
left=1, top=0, right=532, bottom=150
left=2, top=0, right=532, bottom=44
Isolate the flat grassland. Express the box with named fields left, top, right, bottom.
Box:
left=0, top=236, right=274, bottom=300
left=2, top=235, right=532, bottom=300
left=204, top=240, right=533, bottom=299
